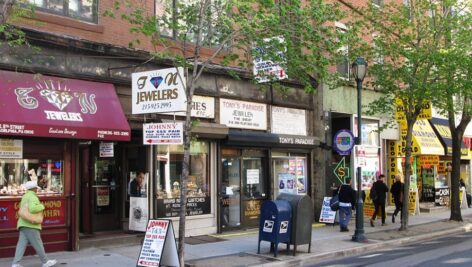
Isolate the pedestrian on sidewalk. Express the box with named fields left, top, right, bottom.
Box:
left=338, top=178, right=356, bottom=232
left=12, top=181, right=57, bottom=267
left=370, top=174, right=389, bottom=227
left=390, top=174, right=404, bottom=223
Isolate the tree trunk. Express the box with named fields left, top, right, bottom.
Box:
left=177, top=74, right=194, bottom=267
left=400, top=120, right=415, bottom=231
left=449, top=111, right=470, bottom=221
left=0, top=0, right=14, bottom=25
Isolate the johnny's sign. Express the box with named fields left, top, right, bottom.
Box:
left=132, top=67, right=187, bottom=114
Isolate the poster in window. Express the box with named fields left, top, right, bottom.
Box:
left=278, top=173, right=296, bottom=195
left=247, top=169, right=260, bottom=184
left=96, top=187, right=110, bottom=206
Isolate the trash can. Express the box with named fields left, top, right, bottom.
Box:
left=276, top=193, right=313, bottom=255
left=257, top=200, right=292, bottom=257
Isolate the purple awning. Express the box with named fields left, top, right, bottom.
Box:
left=0, top=70, right=130, bottom=141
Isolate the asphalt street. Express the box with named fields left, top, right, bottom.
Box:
left=310, top=231, right=472, bottom=267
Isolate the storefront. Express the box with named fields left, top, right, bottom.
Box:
left=218, top=100, right=316, bottom=231
left=429, top=118, right=471, bottom=199
left=388, top=120, right=444, bottom=210
left=0, top=70, right=130, bottom=257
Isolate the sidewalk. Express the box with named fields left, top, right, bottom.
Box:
left=2, top=208, right=472, bottom=267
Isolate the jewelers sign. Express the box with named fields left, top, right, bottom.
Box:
left=132, top=67, right=186, bottom=114
left=143, top=123, right=183, bottom=145
left=219, top=99, right=267, bottom=130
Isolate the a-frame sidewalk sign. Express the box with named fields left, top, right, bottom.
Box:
left=136, top=219, right=180, bottom=267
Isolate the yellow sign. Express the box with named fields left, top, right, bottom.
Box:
left=395, top=98, right=432, bottom=125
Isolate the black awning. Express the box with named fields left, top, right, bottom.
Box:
left=225, top=129, right=319, bottom=148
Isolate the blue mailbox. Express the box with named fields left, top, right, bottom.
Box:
left=257, top=200, right=292, bottom=257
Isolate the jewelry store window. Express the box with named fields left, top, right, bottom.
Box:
left=0, top=159, right=64, bottom=197
left=155, top=141, right=210, bottom=217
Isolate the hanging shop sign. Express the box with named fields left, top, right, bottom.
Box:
left=253, top=36, right=288, bottom=83
left=271, top=106, right=306, bottom=135
left=174, top=95, right=215, bottom=118
left=0, top=139, right=23, bottom=159
left=143, top=122, right=183, bottom=145
left=132, top=67, right=186, bottom=114
left=220, top=99, right=267, bottom=130
left=395, top=98, right=432, bottom=126
left=333, top=129, right=355, bottom=155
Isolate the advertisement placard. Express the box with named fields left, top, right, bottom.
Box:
left=0, top=139, right=23, bottom=159
left=129, top=197, right=149, bottom=232
left=137, top=220, right=179, bottom=267
left=143, top=122, right=183, bottom=145
left=271, top=106, right=306, bottom=135
left=319, top=197, right=336, bottom=224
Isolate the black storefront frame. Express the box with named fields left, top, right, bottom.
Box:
left=217, top=130, right=316, bottom=233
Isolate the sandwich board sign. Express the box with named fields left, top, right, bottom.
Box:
left=137, top=219, right=180, bottom=267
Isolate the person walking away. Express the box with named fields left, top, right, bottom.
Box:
left=390, top=174, right=404, bottom=223
left=12, top=181, right=57, bottom=267
left=129, top=171, right=145, bottom=197
left=338, top=178, right=356, bottom=232
left=370, top=174, right=389, bottom=227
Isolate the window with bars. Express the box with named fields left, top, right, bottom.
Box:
left=27, top=0, right=97, bottom=22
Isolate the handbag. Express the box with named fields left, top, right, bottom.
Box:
left=330, top=186, right=342, bottom=211
left=19, top=203, right=44, bottom=224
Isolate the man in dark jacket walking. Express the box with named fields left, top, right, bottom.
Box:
left=338, top=178, right=356, bottom=232
left=390, top=174, right=404, bottom=223
left=370, top=174, right=389, bottom=227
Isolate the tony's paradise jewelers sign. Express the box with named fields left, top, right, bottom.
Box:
left=132, top=67, right=187, bottom=114
left=219, top=99, right=267, bottom=130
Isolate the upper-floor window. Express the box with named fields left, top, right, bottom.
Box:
left=28, top=0, right=98, bottom=23
left=372, top=0, right=383, bottom=8
left=335, top=22, right=350, bottom=79
left=155, top=0, right=229, bottom=47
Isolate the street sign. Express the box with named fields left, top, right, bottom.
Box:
left=333, top=157, right=350, bottom=184
left=333, top=129, right=355, bottom=155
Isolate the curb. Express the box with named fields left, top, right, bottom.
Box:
left=254, top=222, right=472, bottom=267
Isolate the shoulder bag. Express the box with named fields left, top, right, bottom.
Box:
left=19, top=203, right=44, bottom=224
left=330, top=186, right=342, bottom=211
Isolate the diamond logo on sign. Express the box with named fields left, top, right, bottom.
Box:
left=40, top=89, right=73, bottom=110
left=150, top=76, right=164, bottom=89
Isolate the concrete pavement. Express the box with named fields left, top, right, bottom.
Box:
left=2, top=208, right=472, bottom=267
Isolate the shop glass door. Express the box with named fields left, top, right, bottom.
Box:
left=221, top=157, right=241, bottom=229
left=241, top=157, right=267, bottom=227
left=93, top=158, right=120, bottom=231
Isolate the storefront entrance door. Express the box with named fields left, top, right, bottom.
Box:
left=80, top=146, right=121, bottom=234
left=221, top=149, right=267, bottom=231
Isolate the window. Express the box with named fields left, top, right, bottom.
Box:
left=0, top=159, right=65, bottom=197
left=335, top=22, right=350, bottom=79
left=372, top=0, right=383, bottom=7
left=27, top=0, right=98, bottom=22
left=155, top=0, right=229, bottom=47
left=155, top=141, right=210, bottom=217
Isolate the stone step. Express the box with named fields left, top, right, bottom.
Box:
left=79, top=231, right=144, bottom=249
